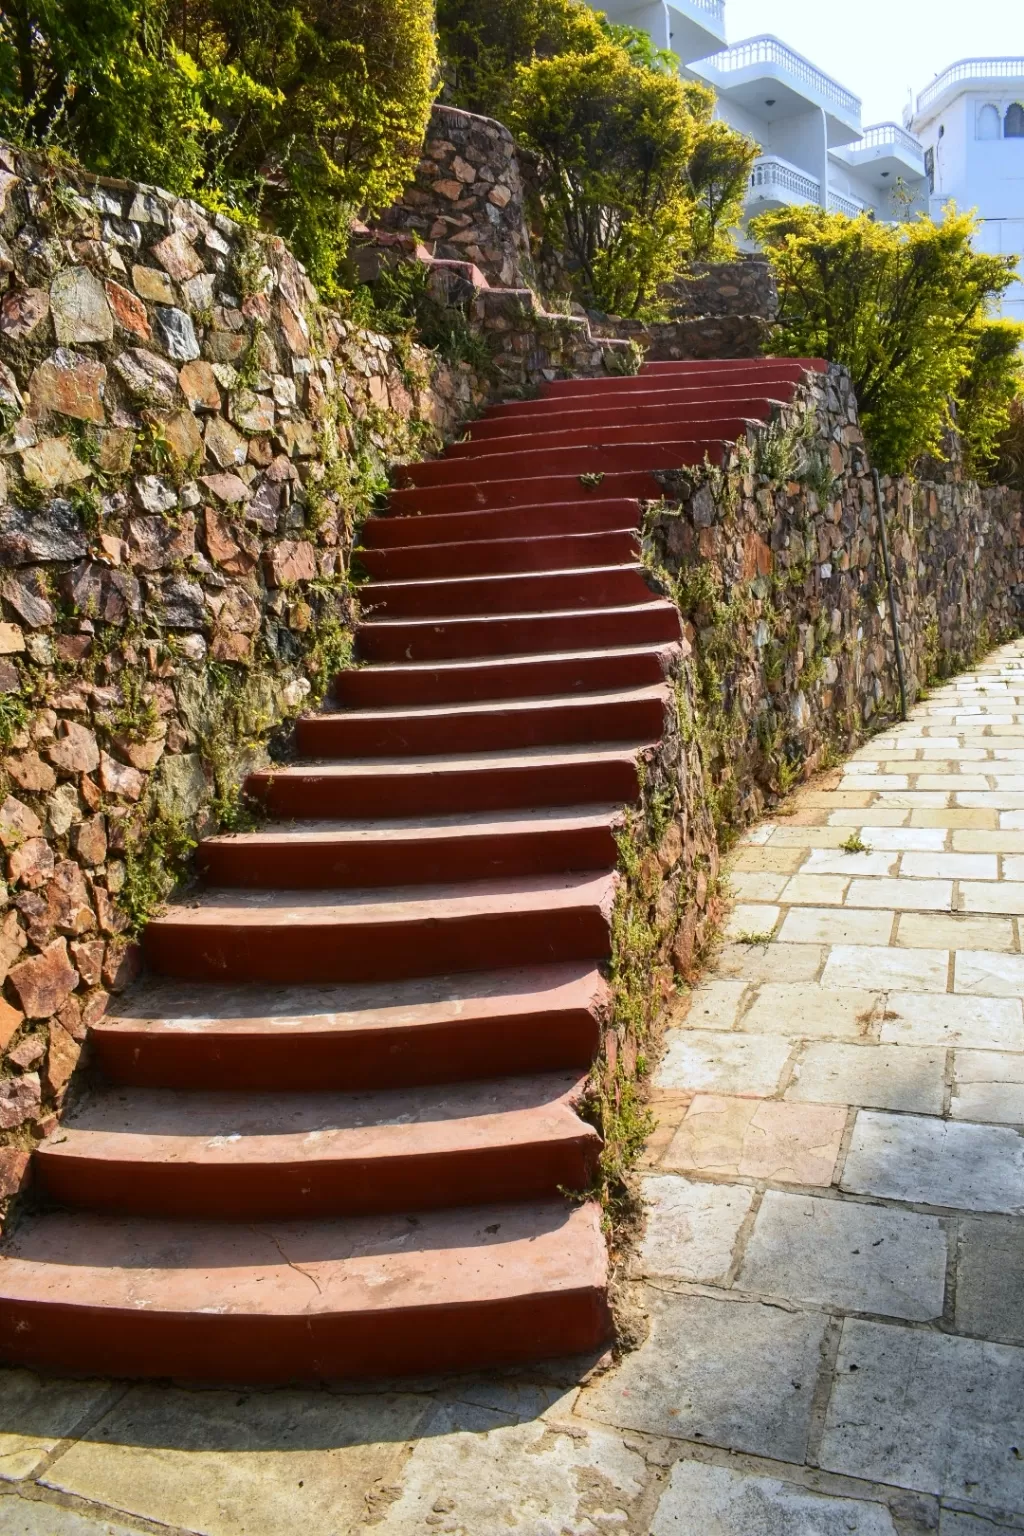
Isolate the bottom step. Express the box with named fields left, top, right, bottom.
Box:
left=0, top=1202, right=612, bottom=1381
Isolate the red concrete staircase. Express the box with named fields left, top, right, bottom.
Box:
left=0, top=357, right=825, bottom=1383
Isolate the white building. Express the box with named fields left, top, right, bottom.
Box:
left=909, top=60, right=1024, bottom=324
left=597, top=3, right=929, bottom=225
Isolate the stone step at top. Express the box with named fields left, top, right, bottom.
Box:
left=333, top=643, right=679, bottom=708
left=360, top=497, right=642, bottom=548
left=359, top=564, right=655, bottom=620
left=355, top=600, right=682, bottom=662
left=143, top=872, right=618, bottom=985
left=356, top=528, right=641, bottom=581
left=199, top=805, right=623, bottom=888
left=0, top=1201, right=611, bottom=1382
left=35, top=1072, right=600, bottom=1220
left=246, top=742, right=647, bottom=818
left=91, top=965, right=610, bottom=1090
left=538, top=357, right=826, bottom=397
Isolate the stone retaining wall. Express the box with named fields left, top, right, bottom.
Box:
left=644, top=365, right=1024, bottom=832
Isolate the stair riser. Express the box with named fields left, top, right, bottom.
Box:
left=296, top=696, right=666, bottom=756
left=90, top=1008, right=604, bottom=1092
left=449, top=414, right=762, bottom=454
left=35, top=1139, right=601, bottom=1221
left=475, top=385, right=798, bottom=430
left=355, top=604, right=681, bottom=662
left=144, top=909, right=614, bottom=984
left=396, top=439, right=733, bottom=490
left=359, top=568, right=653, bottom=620
left=542, top=359, right=825, bottom=397
left=361, top=498, right=641, bottom=548
left=387, top=471, right=664, bottom=516
left=248, top=759, right=641, bottom=817
left=0, top=1290, right=613, bottom=1381
left=642, top=357, right=827, bottom=376
left=199, top=826, right=619, bottom=887
left=357, top=530, right=639, bottom=580
left=333, top=648, right=675, bottom=707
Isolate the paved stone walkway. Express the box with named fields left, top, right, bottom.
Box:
left=5, top=642, right=1024, bottom=1533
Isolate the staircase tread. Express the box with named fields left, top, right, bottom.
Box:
left=251, top=742, right=648, bottom=777
left=356, top=529, right=639, bottom=556
left=363, top=562, right=646, bottom=592
left=0, top=1200, right=607, bottom=1315
left=42, top=1072, right=594, bottom=1164
left=205, top=805, right=624, bottom=845
left=151, top=872, right=618, bottom=927
left=345, top=643, right=677, bottom=676
left=315, top=684, right=668, bottom=722
left=358, top=598, right=677, bottom=628
left=95, top=963, right=609, bottom=1037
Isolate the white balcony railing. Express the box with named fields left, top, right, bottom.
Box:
left=859, top=122, right=924, bottom=157
left=699, top=35, right=860, bottom=117
left=828, top=189, right=868, bottom=217
left=917, top=58, right=1024, bottom=116
left=749, top=156, right=822, bottom=204
left=675, top=0, right=724, bottom=18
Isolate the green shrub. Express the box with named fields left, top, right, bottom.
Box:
left=0, top=0, right=436, bottom=293
left=437, top=0, right=606, bottom=121
left=751, top=203, right=1019, bottom=475
left=511, top=43, right=754, bottom=317
left=957, top=319, right=1024, bottom=482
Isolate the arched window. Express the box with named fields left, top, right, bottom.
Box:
left=1006, top=102, right=1024, bottom=137
left=978, top=103, right=1001, bottom=139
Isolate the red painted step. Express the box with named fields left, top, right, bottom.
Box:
left=35, top=1073, right=600, bottom=1220
left=296, top=685, right=669, bottom=757
left=0, top=1202, right=611, bottom=1382
left=355, top=600, right=682, bottom=662
left=472, top=379, right=801, bottom=428
left=356, top=528, right=640, bottom=581
left=465, top=392, right=793, bottom=440
left=199, top=806, right=622, bottom=888
left=91, top=966, right=610, bottom=1090
left=360, top=497, right=642, bottom=548
left=386, top=470, right=669, bottom=516
left=359, top=564, right=654, bottom=620
left=143, top=872, right=619, bottom=985
left=395, top=438, right=738, bottom=490
left=247, top=744, right=646, bottom=818
left=445, top=414, right=763, bottom=457
left=540, top=358, right=826, bottom=395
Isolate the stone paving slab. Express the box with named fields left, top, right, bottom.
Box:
left=951, top=1050, right=1024, bottom=1124
left=650, top=1459, right=899, bottom=1535
left=841, top=1111, right=1024, bottom=1213
left=737, top=1190, right=946, bottom=1320
left=785, top=1043, right=946, bottom=1112
left=0, top=1499, right=147, bottom=1534
left=955, top=1218, right=1024, bottom=1346
left=657, top=1031, right=792, bottom=1094
left=664, top=1096, right=847, bottom=1184
left=637, top=1175, right=754, bottom=1282
left=819, top=1319, right=1024, bottom=1508
left=579, top=1292, right=827, bottom=1462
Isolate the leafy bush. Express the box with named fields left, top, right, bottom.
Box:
left=751, top=203, right=1019, bottom=475
left=957, top=319, right=1024, bottom=481
left=0, top=0, right=436, bottom=293
left=996, top=395, right=1024, bottom=491
left=436, top=0, right=606, bottom=122
left=510, top=44, right=755, bottom=317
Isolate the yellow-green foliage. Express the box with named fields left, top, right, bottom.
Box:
left=0, top=0, right=437, bottom=293
left=510, top=41, right=756, bottom=317
left=752, top=203, right=1019, bottom=475
left=957, top=319, right=1024, bottom=482
left=436, top=0, right=606, bottom=122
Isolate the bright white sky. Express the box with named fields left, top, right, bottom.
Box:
left=724, top=0, right=1024, bottom=125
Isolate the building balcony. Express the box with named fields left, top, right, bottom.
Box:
left=746, top=155, right=822, bottom=212
left=597, top=0, right=725, bottom=65
left=692, top=34, right=862, bottom=144
left=827, top=188, right=869, bottom=218
left=913, top=58, right=1024, bottom=126
left=831, top=122, right=926, bottom=188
